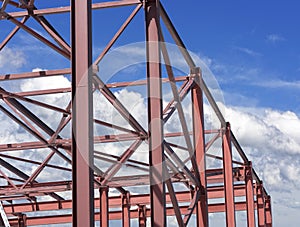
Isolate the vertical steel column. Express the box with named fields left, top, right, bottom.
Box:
left=265, top=196, right=272, bottom=227
left=100, top=187, right=109, bottom=227
left=122, top=191, right=131, bottom=227
left=18, top=214, right=27, bottom=227
left=145, top=1, right=166, bottom=227
left=138, top=205, right=147, bottom=227
left=245, top=163, right=255, bottom=227
left=222, top=122, right=236, bottom=227
left=192, top=67, right=208, bottom=227
left=71, top=0, right=94, bottom=226
left=257, top=183, right=266, bottom=227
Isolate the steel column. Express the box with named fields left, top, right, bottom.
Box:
left=145, top=0, right=166, bottom=226
left=122, top=191, right=131, bottom=227
left=222, top=122, right=236, bottom=226
left=18, top=213, right=27, bottom=227
left=265, top=196, right=272, bottom=227
left=71, top=0, right=94, bottom=226
left=100, top=187, right=109, bottom=227
left=257, top=183, right=266, bottom=227
left=245, top=163, right=255, bottom=227
left=192, top=67, right=209, bottom=227
left=138, top=205, right=147, bottom=227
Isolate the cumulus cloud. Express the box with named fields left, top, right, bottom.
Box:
left=0, top=47, right=26, bottom=72
left=0, top=61, right=299, bottom=225
left=221, top=104, right=300, bottom=225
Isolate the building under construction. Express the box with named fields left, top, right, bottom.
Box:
left=0, top=0, right=272, bottom=226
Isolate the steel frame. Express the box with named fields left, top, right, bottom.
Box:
left=0, top=0, right=272, bottom=226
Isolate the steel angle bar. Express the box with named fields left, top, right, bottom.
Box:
left=0, top=169, right=18, bottom=190
left=94, top=150, right=149, bottom=167
left=0, top=101, right=71, bottom=163
left=166, top=141, right=188, bottom=151
left=0, top=88, right=70, bottom=115
left=94, top=4, right=142, bottom=65
left=16, top=87, right=71, bottom=97
left=0, top=68, right=71, bottom=81
left=19, top=150, right=56, bottom=190
left=0, top=16, right=29, bottom=51
left=3, top=96, right=59, bottom=138
left=159, top=3, right=195, bottom=69
left=160, top=34, right=201, bottom=182
left=164, top=141, right=200, bottom=187
left=0, top=158, right=64, bottom=201
left=0, top=0, right=10, bottom=12
left=33, top=15, right=71, bottom=53
left=93, top=75, right=147, bottom=136
left=0, top=153, right=71, bottom=172
left=94, top=119, right=139, bottom=135
left=1, top=102, right=72, bottom=167
left=205, top=130, right=221, bottom=150
left=100, top=139, right=143, bottom=185
left=0, top=104, right=48, bottom=143
left=0, top=0, right=18, bottom=8
left=183, top=189, right=201, bottom=225
left=163, top=78, right=195, bottom=123
left=94, top=154, right=148, bottom=173
left=3, top=13, right=70, bottom=59
left=165, top=177, right=184, bottom=227
left=49, top=114, right=71, bottom=144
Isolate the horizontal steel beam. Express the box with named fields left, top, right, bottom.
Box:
left=4, top=186, right=255, bottom=214
left=7, top=201, right=256, bottom=226
left=1, top=0, right=142, bottom=19
left=0, top=168, right=253, bottom=200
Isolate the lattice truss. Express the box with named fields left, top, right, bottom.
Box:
left=0, top=0, right=272, bottom=226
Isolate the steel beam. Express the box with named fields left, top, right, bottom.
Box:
left=7, top=201, right=255, bottom=226
left=71, top=0, right=94, bottom=226
left=2, top=0, right=142, bottom=19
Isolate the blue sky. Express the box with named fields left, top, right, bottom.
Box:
left=1, top=1, right=300, bottom=226
left=168, top=1, right=300, bottom=113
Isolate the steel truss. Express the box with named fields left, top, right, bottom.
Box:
left=0, top=0, right=272, bottom=226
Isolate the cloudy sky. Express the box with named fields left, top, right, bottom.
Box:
left=0, top=0, right=300, bottom=226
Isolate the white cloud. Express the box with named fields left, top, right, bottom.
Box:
left=267, top=34, right=285, bottom=43
left=234, top=46, right=262, bottom=57
left=222, top=104, right=300, bottom=226
left=253, top=79, right=300, bottom=89
left=0, top=47, right=299, bottom=225
left=226, top=105, right=300, bottom=155
left=0, top=47, right=26, bottom=71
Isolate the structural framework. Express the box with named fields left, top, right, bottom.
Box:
left=0, top=0, right=272, bottom=226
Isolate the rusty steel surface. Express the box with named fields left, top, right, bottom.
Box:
left=0, top=0, right=272, bottom=226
